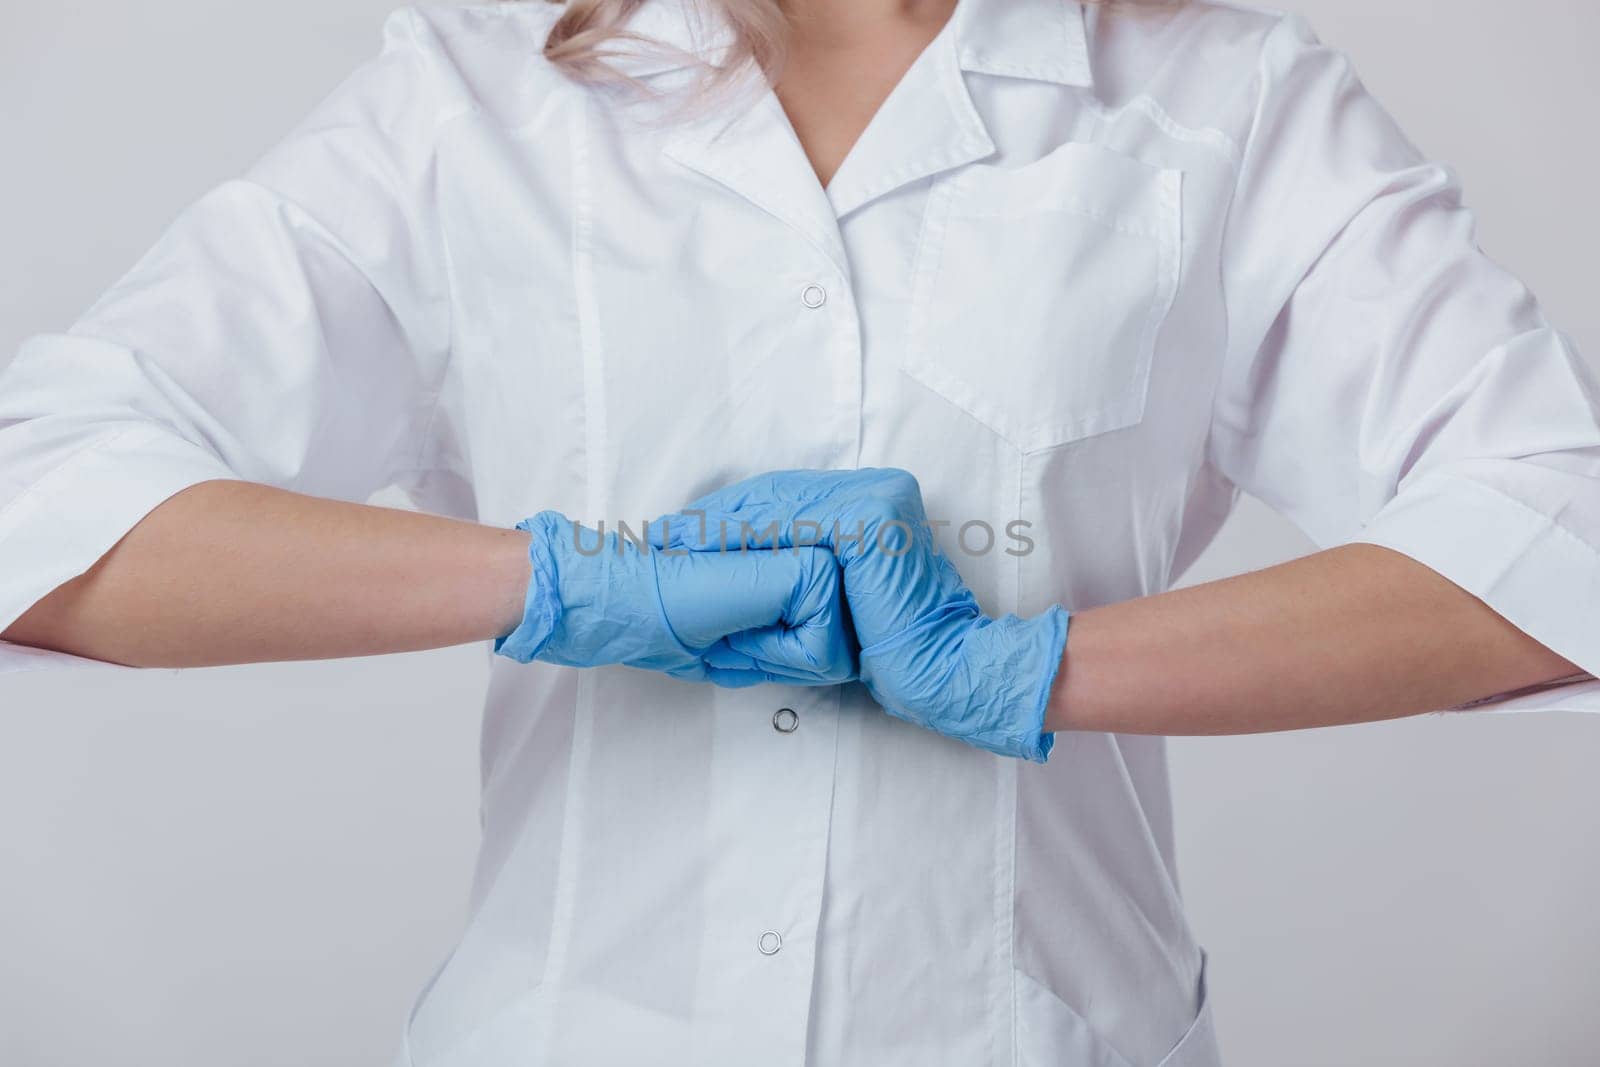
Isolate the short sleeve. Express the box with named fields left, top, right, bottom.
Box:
left=0, top=9, right=455, bottom=673
left=1209, top=15, right=1600, bottom=713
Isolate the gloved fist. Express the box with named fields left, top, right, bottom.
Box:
left=655, top=469, right=1068, bottom=761
left=495, top=510, right=858, bottom=688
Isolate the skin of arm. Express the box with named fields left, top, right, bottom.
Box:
left=1047, top=542, right=1585, bottom=736
left=7, top=479, right=1579, bottom=735
left=0, top=480, right=531, bottom=668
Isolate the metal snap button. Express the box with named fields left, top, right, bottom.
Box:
left=757, top=930, right=783, bottom=956
left=772, top=707, right=799, bottom=733
left=801, top=283, right=827, bottom=309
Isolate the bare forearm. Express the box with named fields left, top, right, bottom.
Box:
left=1047, top=543, right=1585, bottom=735
left=1, top=480, right=530, bottom=668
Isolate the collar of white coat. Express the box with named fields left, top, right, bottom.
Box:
left=620, top=0, right=1095, bottom=261
left=611, top=0, right=1095, bottom=90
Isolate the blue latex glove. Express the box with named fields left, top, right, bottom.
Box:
left=655, top=469, right=1068, bottom=761
left=495, top=510, right=858, bottom=687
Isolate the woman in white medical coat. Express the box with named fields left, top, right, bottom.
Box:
left=2, top=0, right=1596, bottom=1063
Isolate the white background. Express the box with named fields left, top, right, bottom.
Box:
left=3, top=2, right=1598, bottom=1063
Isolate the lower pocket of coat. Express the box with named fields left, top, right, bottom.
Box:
left=903, top=143, right=1182, bottom=454
left=1154, top=948, right=1221, bottom=1067
left=1014, top=967, right=1138, bottom=1067
left=1013, top=954, right=1220, bottom=1067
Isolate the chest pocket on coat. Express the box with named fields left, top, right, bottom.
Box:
left=903, top=141, right=1182, bottom=454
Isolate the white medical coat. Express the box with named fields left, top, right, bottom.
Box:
left=3, top=1, right=1598, bottom=1064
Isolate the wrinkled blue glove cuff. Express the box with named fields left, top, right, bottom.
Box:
left=1016, top=605, right=1070, bottom=764
left=492, top=512, right=566, bottom=664
left=861, top=603, right=1070, bottom=763
left=947, top=605, right=1069, bottom=763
